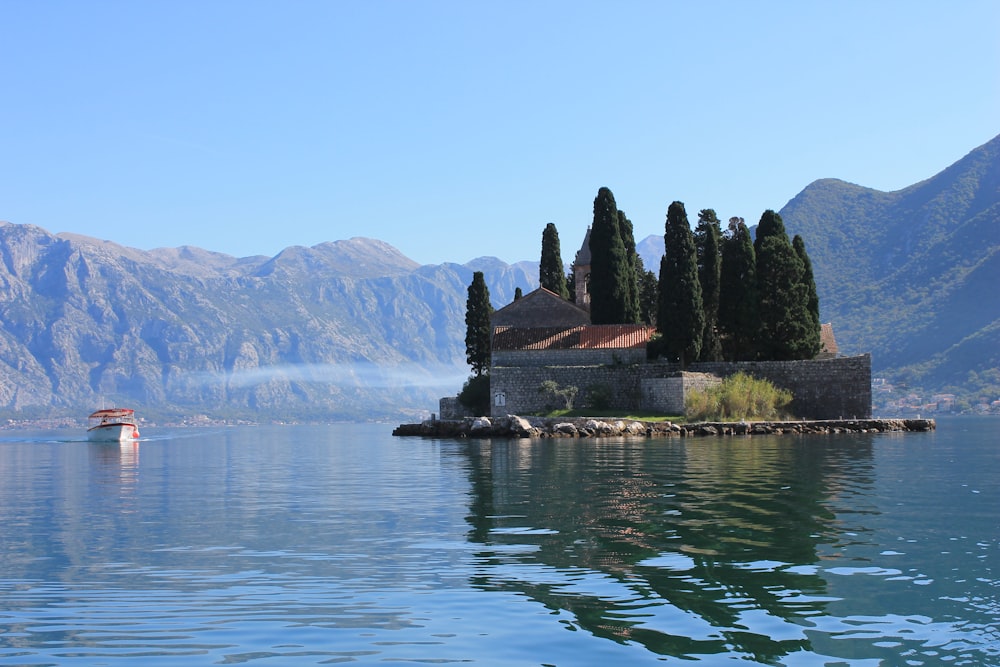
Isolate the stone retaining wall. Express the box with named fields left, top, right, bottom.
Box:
left=488, top=354, right=872, bottom=421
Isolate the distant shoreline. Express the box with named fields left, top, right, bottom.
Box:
left=393, top=415, right=937, bottom=438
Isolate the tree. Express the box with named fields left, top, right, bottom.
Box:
left=464, top=271, right=493, bottom=377
left=718, top=218, right=759, bottom=360
left=793, top=234, right=822, bottom=356
left=694, top=209, right=722, bottom=361
left=588, top=187, right=631, bottom=324
left=656, top=201, right=704, bottom=366
left=754, top=211, right=817, bottom=360
left=638, top=268, right=659, bottom=326
left=754, top=208, right=788, bottom=256
left=539, top=223, right=570, bottom=299
left=617, top=210, right=641, bottom=323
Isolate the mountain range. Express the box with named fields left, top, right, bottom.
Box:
left=1, top=133, right=997, bottom=420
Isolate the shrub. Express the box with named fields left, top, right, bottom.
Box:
left=685, top=372, right=793, bottom=421
left=585, top=383, right=613, bottom=410
left=539, top=380, right=578, bottom=411
left=458, top=374, right=490, bottom=416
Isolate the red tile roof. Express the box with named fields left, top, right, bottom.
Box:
left=492, top=325, right=655, bottom=351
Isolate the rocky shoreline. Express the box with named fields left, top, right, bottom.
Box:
left=392, top=415, right=936, bottom=439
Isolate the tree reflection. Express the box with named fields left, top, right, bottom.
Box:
left=464, top=434, right=876, bottom=662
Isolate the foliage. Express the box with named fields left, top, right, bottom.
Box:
left=538, top=380, right=578, bottom=411
left=638, top=268, right=659, bottom=326
left=793, top=234, right=822, bottom=353
left=685, top=372, right=794, bottom=422
left=718, top=218, right=759, bottom=360
left=584, top=383, right=613, bottom=411
left=755, top=210, right=818, bottom=360
left=617, top=210, right=641, bottom=323
left=539, top=223, right=570, bottom=299
left=588, top=187, right=631, bottom=324
left=464, top=271, right=493, bottom=376
left=695, top=209, right=723, bottom=361
left=656, top=201, right=704, bottom=366
left=457, top=374, right=490, bottom=416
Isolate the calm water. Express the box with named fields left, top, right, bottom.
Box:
left=0, top=418, right=997, bottom=666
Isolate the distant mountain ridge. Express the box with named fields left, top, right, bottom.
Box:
left=1, top=134, right=997, bottom=420
left=0, top=223, right=536, bottom=421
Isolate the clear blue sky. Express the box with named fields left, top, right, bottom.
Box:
left=2, top=1, right=997, bottom=266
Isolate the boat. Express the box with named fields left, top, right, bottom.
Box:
left=87, top=408, right=140, bottom=442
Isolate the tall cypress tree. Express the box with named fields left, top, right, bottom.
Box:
left=754, top=208, right=788, bottom=256
left=656, top=201, right=704, bottom=366
left=589, top=187, right=630, bottom=324
left=464, top=271, right=494, bottom=377
left=718, top=218, right=759, bottom=361
left=638, top=267, right=659, bottom=326
left=754, top=210, right=815, bottom=360
left=793, top=234, right=822, bottom=357
left=617, top=210, right=641, bottom=323
left=694, top=209, right=722, bottom=361
left=539, top=223, right=570, bottom=299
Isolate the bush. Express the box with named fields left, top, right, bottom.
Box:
left=539, top=380, right=578, bottom=411
left=458, top=374, right=490, bottom=416
left=685, top=372, right=793, bottom=421
left=585, top=383, right=613, bottom=410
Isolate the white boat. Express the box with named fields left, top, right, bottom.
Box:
left=87, top=408, right=140, bottom=442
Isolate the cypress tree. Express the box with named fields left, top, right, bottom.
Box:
left=754, top=210, right=816, bottom=360
left=694, top=209, right=722, bottom=361
left=464, top=271, right=494, bottom=377
left=718, top=218, right=759, bottom=361
left=638, top=268, right=659, bottom=326
left=754, top=208, right=788, bottom=256
left=539, top=223, right=570, bottom=299
left=793, top=234, right=822, bottom=357
left=589, top=187, right=630, bottom=324
left=656, top=201, right=704, bottom=366
left=617, top=210, right=641, bottom=323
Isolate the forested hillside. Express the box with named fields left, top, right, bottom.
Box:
left=779, top=133, right=1000, bottom=404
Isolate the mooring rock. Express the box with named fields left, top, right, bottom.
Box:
left=553, top=422, right=578, bottom=436
left=470, top=417, right=492, bottom=434
left=584, top=419, right=618, bottom=435
left=508, top=415, right=535, bottom=437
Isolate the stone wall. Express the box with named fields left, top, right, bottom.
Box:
left=490, top=365, right=642, bottom=416
left=685, top=355, right=872, bottom=420
left=493, top=348, right=648, bottom=367
left=440, top=396, right=474, bottom=420
left=641, top=372, right=722, bottom=415
left=489, top=354, right=872, bottom=420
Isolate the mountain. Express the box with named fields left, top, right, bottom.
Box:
left=779, top=133, right=1000, bottom=401
left=2, top=135, right=996, bottom=421
left=0, top=224, right=538, bottom=421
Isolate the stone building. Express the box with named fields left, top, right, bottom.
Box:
left=484, top=287, right=868, bottom=421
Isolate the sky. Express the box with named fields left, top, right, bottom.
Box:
left=2, top=1, right=998, bottom=266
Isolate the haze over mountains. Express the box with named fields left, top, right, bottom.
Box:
left=1, top=134, right=997, bottom=420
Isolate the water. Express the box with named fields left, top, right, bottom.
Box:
left=0, top=418, right=997, bottom=665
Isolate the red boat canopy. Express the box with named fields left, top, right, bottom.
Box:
left=88, top=408, right=135, bottom=418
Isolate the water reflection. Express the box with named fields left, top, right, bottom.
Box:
left=464, top=434, right=877, bottom=661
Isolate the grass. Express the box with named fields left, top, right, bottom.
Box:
left=536, top=408, right=684, bottom=423
left=685, top=372, right=793, bottom=422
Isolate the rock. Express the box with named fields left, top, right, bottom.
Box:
left=470, top=417, right=492, bottom=434
left=508, top=415, right=534, bottom=437
left=553, top=422, right=578, bottom=436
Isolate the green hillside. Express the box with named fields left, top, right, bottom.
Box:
left=780, top=133, right=1000, bottom=406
